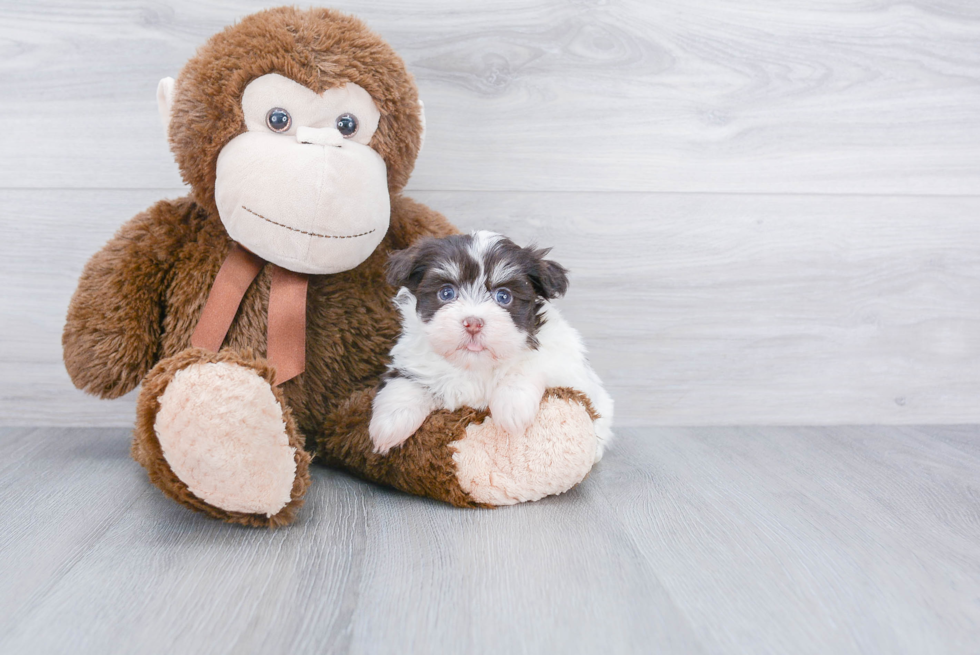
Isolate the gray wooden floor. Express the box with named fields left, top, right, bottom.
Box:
left=1, top=426, right=978, bottom=655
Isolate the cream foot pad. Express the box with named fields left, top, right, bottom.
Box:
left=452, top=395, right=598, bottom=505
left=154, top=361, right=297, bottom=516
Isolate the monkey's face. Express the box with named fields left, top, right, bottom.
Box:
left=214, top=73, right=390, bottom=274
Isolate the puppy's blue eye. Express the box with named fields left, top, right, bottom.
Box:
left=438, top=285, right=457, bottom=302
left=266, top=108, right=291, bottom=133
left=494, top=288, right=512, bottom=306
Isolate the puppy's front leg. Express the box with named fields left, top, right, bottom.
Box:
left=370, top=377, right=438, bottom=454
left=489, top=375, right=546, bottom=437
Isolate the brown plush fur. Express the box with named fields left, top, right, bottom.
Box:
left=318, top=388, right=492, bottom=508
left=63, top=7, right=595, bottom=524
left=544, top=387, right=601, bottom=423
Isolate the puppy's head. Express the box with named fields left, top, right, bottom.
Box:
left=387, top=231, right=569, bottom=368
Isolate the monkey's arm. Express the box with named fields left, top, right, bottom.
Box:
left=317, top=388, right=490, bottom=507
left=317, top=387, right=599, bottom=508
left=63, top=198, right=196, bottom=399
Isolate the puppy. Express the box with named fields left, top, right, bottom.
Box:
left=369, top=231, right=614, bottom=461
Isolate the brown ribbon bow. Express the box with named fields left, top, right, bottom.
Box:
left=191, top=243, right=308, bottom=386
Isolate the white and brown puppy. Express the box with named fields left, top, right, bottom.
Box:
left=370, top=231, right=614, bottom=461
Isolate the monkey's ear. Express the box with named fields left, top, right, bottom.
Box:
left=528, top=248, right=569, bottom=300
left=386, top=243, right=427, bottom=292
left=156, top=77, right=176, bottom=137
left=417, top=99, right=427, bottom=154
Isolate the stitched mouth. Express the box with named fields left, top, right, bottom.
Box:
left=242, top=206, right=376, bottom=240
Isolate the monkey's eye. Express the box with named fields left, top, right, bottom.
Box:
left=336, top=113, right=359, bottom=138
left=437, top=285, right=457, bottom=302
left=494, top=288, right=513, bottom=306
left=265, top=108, right=291, bottom=133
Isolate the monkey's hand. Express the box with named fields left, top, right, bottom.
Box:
left=63, top=199, right=192, bottom=399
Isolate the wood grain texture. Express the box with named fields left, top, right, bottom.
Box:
left=0, top=425, right=978, bottom=654
left=3, top=188, right=978, bottom=426
left=1, top=0, right=978, bottom=193
left=2, top=1, right=978, bottom=425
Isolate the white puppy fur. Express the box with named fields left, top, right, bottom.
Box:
left=369, top=231, right=614, bottom=462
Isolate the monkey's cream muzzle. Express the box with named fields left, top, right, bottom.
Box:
left=215, top=130, right=389, bottom=274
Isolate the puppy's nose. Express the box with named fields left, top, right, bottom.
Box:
left=462, top=316, right=484, bottom=335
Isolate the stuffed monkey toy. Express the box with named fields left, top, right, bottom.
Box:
left=63, top=7, right=600, bottom=527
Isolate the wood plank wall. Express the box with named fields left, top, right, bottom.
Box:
left=1, top=1, right=978, bottom=427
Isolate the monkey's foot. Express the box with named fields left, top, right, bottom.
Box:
left=451, top=388, right=598, bottom=505
left=133, top=349, right=311, bottom=527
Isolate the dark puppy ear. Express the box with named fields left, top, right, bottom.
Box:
left=527, top=247, right=569, bottom=299
left=386, top=240, right=430, bottom=292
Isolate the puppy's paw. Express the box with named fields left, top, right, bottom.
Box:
left=370, top=379, right=436, bottom=454
left=489, top=385, right=543, bottom=437
left=369, top=405, right=428, bottom=454
left=368, top=417, right=414, bottom=455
